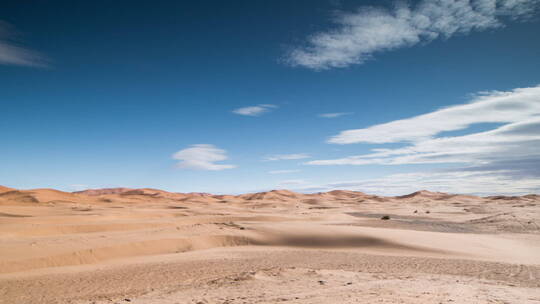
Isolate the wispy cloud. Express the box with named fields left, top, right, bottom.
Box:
left=232, top=104, right=277, bottom=116
left=264, top=153, right=311, bottom=161
left=296, top=170, right=540, bottom=196
left=287, top=0, right=539, bottom=70
left=309, top=85, right=540, bottom=165
left=306, top=85, right=540, bottom=194
left=311, top=118, right=540, bottom=166
left=318, top=112, right=353, bottom=118
left=268, top=169, right=301, bottom=174
left=327, top=85, right=540, bottom=144
left=0, top=21, right=47, bottom=67
left=172, top=144, right=236, bottom=171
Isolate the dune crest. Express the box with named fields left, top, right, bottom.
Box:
left=0, top=185, right=14, bottom=193
left=1, top=185, right=539, bottom=206
left=74, top=187, right=134, bottom=196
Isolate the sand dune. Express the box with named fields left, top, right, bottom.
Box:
left=0, top=189, right=76, bottom=204
left=74, top=187, right=134, bottom=196
left=0, top=185, right=539, bottom=303
left=0, top=186, right=14, bottom=194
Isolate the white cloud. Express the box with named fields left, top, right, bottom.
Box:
left=310, top=119, right=540, bottom=167
left=172, top=144, right=236, bottom=171
left=328, top=85, right=540, bottom=144
left=307, top=85, right=540, bottom=195
left=268, top=169, right=301, bottom=174
left=232, top=104, right=277, bottom=116
left=296, top=170, right=540, bottom=196
left=0, top=21, right=47, bottom=67
left=287, top=0, right=539, bottom=70
left=264, top=153, right=311, bottom=161
left=318, top=112, right=353, bottom=118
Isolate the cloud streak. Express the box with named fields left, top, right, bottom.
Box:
left=328, top=85, right=540, bottom=144
left=172, top=144, right=236, bottom=171
left=318, top=112, right=353, bottom=118
left=295, top=170, right=540, bottom=196
left=268, top=169, right=301, bottom=174
left=264, top=153, right=311, bottom=161
left=306, top=85, right=540, bottom=195
left=0, top=21, right=47, bottom=67
left=232, top=104, right=277, bottom=116
left=309, top=85, right=540, bottom=166
left=287, top=0, right=539, bottom=70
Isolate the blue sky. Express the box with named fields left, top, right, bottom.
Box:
left=1, top=0, right=539, bottom=195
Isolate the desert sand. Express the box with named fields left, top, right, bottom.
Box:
left=0, top=186, right=539, bottom=303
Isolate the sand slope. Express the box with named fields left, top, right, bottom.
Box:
left=0, top=186, right=539, bottom=303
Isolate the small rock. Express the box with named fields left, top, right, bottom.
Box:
left=381, top=215, right=390, bottom=220
left=318, top=280, right=326, bottom=285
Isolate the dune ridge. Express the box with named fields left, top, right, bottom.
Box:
left=0, top=184, right=539, bottom=304
left=2, top=185, right=537, bottom=205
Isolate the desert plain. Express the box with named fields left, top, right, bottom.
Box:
left=0, top=185, right=539, bottom=303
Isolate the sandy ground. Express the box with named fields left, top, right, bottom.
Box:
left=0, top=187, right=539, bottom=303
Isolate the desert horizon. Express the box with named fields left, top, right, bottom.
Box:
left=2, top=184, right=540, bottom=199
left=1, top=184, right=539, bottom=303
